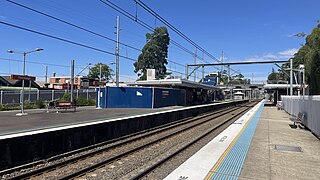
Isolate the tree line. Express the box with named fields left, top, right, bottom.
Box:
left=268, top=23, right=320, bottom=95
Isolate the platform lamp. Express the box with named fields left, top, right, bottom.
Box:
left=7, top=48, right=44, bottom=116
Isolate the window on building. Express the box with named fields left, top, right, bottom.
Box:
left=55, top=78, right=60, bottom=83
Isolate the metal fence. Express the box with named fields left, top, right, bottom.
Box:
left=0, top=89, right=96, bottom=104
left=282, top=95, right=320, bottom=137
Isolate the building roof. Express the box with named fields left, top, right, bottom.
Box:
left=0, top=76, right=11, bottom=86
left=0, top=76, right=40, bottom=89
left=234, top=91, right=245, bottom=95
left=264, top=84, right=301, bottom=89
left=1, top=76, right=18, bottom=85
left=127, top=79, right=219, bottom=90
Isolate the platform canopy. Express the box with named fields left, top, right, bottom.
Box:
left=264, top=84, right=301, bottom=89
left=127, top=79, right=219, bottom=90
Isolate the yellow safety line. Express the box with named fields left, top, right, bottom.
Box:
left=204, top=107, right=258, bottom=180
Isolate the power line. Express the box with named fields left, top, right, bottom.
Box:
left=3, top=1, right=210, bottom=78
left=0, top=21, right=194, bottom=78
left=99, top=0, right=204, bottom=61
left=0, top=57, right=76, bottom=68
left=134, top=0, right=220, bottom=62
left=0, top=21, right=139, bottom=62
left=6, top=0, right=141, bottom=52
left=99, top=0, right=221, bottom=74
left=6, top=0, right=202, bottom=74
left=133, top=0, right=239, bottom=73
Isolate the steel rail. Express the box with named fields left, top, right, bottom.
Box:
left=131, top=104, right=254, bottom=179
left=58, top=103, right=255, bottom=179
left=4, top=102, right=255, bottom=179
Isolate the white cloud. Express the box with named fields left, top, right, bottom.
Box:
left=278, top=48, right=298, bottom=57
left=234, top=48, right=298, bottom=63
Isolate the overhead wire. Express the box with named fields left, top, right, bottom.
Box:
left=4, top=0, right=210, bottom=78
left=6, top=0, right=201, bottom=75
left=6, top=0, right=141, bottom=52
left=134, top=0, right=220, bottom=62
left=0, top=21, right=193, bottom=77
left=0, top=57, right=81, bottom=68
left=134, top=0, right=239, bottom=73
left=99, top=0, right=219, bottom=73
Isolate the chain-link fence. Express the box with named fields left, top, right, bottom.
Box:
left=0, top=89, right=96, bottom=104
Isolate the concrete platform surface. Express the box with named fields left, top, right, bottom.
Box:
left=0, top=106, right=181, bottom=135
left=239, top=106, right=320, bottom=180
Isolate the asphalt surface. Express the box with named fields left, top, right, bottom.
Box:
left=0, top=106, right=179, bottom=135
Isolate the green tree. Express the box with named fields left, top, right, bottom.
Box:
left=134, top=27, right=170, bottom=80
left=268, top=68, right=278, bottom=83
left=88, top=63, right=113, bottom=81
left=292, top=24, right=320, bottom=94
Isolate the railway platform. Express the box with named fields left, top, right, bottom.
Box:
left=166, top=100, right=320, bottom=180
left=0, top=106, right=178, bottom=136
left=0, top=100, right=247, bottom=170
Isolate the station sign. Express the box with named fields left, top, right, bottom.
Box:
left=10, top=74, right=36, bottom=81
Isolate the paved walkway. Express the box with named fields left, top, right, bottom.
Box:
left=239, top=106, right=320, bottom=180
left=0, top=106, right=175, bottom=135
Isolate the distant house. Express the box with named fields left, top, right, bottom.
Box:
left=49, top=76, right=100, bottom=89
left=0, top=76, right=40, bottom=90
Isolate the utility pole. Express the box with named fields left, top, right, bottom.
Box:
left=45, top=65, right=48, bottom=83
left=302, top=66, right=305, bottom=96
left=227, top=65, right=230, bottom=85
left=202, top=65, right=204, bottom=82
left=221, top=50, right=224, bottom=73
left=299, top=64, right=305, bottom=96
left=194, top=48, right=197, bottom=82
left=251, top=73, right=253, bottom=84
left=186, top=64, right=189, bottom=80
left=97, top=64, right=102, bottom=109
left=115, top=16, right=120, bottom=87
left=290, top=58, right=293, bottom=96
left=70, top=59, right=75, bottom=102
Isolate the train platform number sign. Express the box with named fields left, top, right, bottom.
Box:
left=10, top=74, right=36, bottom=81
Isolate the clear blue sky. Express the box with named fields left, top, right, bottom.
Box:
left=0, top=0, right=319, bottom=83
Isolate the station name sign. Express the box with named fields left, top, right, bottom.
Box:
left=10, top=74, right=36, bottom=81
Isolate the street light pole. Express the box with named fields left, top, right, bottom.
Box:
left=22, top=52, right=26, bottom=114
left=290, top=58, right=293, bottom=96
left=115, top=16, right=120, bottom=87
left=96, top=64, right=102, bottom=109
left=7, top=48, right=43, bottom=116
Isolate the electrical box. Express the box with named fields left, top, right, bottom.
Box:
left=147, top=69, right=159, bottom=80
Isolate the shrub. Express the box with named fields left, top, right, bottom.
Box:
left=74, top=97, right=96, bottom=106
left=0, top=104, right=4, bottom=111
left=76, top=96, right=89, bottom=106
left=87, top=99, right=96, bottom=106
left=60, top=93, right=71, bottom=102
left=24, top=101, right=35, bottom=109
left=35, top=100, right=45, bottom=109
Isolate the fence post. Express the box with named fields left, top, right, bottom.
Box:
left=20, top=90, right=23, bottom=103
left=0, top=90, right=2, bottom=104
left=76, top=89, right=79, bottom=99
left=37, top=90, right=40, bottom=101
left=87, top=89, right=89, bottom=100
left=52, top=90, right=54, bottom=101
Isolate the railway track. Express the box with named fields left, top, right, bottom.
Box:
left=1, top=101, right=257, bottom=179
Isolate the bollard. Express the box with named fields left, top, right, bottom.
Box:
left=37, top=90, right=40, bottom=101
left=87, top=89, right=89, bottom=100
left=0, top=90, right=2, bottom=104
left=52, top=90, right=54, bottom=101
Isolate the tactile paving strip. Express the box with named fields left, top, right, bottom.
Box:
left=209, top=102, right=264, bottom=180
